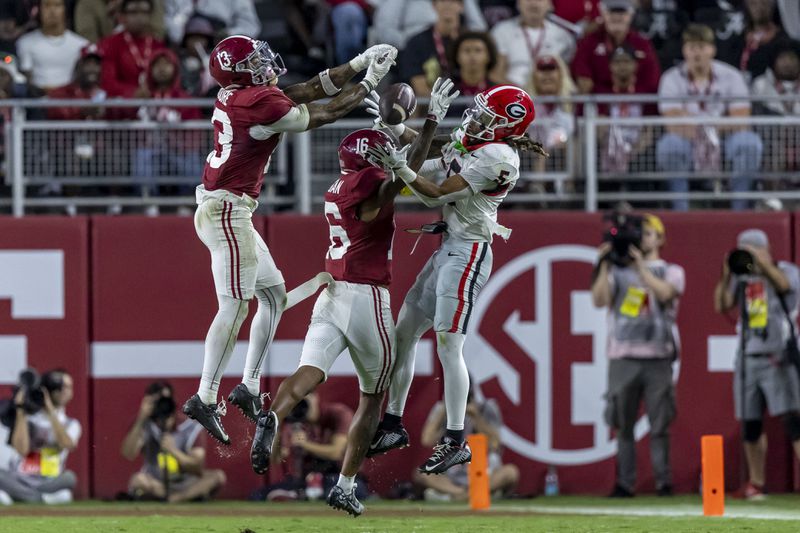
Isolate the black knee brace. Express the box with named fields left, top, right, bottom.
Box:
left=782, top=413, right=800, bottom=442
left=743, top=419, right=763, bottom=443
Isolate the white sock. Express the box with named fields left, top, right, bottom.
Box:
left=198, top=294, right=249, bottom=404
left=387, top=302, right=432, bottom=416
left=337, top=474, right=355, bottom=493
left=436, top=331, right=468, bottom=431
left=242, top=284, right=285, bottom=395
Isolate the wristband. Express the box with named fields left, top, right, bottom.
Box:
left=426, top=114, right=439, bottom=123
left=319, top=69, right=341, bottom=96
left=359, top=79, right=376, bottom=93
left=395, top=166, right=417, bottom=184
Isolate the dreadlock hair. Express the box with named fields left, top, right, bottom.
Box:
left=505, top=133, right=549, bottom=157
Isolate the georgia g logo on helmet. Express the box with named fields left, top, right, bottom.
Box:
left=506, top=102, right=526, bottom=120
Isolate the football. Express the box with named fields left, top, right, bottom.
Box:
left=378, top=83, right=417, bottom=125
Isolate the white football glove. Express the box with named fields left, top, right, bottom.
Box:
left=427, top=77, right=460, bottom=122
left=365, top=90, right=406, bottom=138
left=366, top=143, right=415, bottom=183
left=350, top=44, right=398, bottom=72
left=360, top=49, right=398, bottom=92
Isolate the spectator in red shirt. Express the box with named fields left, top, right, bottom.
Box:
left=97, top=0, right=166, bottom=99
left=132, top=48, right=202, bottom=211
left=252, top=394, right=365, bottom=502
left=47, top=45, right=106, bottom=121
left=448, top=31, right=499, bottom=96
left=553, top=0, right=600, bottom=35
left=571, top=0, right=660, bottom=94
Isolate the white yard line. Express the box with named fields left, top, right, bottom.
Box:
left=496, top=504, right=800, bottom=521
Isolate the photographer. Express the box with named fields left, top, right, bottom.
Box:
left=253, top=393, right=357, bottom=502
left=713, top=229, right=800, bottom=500
left=121, top=381, right=226, bottom=503
left=592, top=213, right=684, bottom=498
left=0, top=369, right=80, bottom=504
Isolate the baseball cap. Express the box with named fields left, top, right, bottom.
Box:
left=535, top=55, right=559, bottom=71
left=682, top=24, right=715, bottom=44
left=601, top=0, right=634, bottom=12
left=737, top=229, right=769, bottom=249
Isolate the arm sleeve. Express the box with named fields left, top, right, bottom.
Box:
left=66, top=419, right=82, bottom=445
left=342, top=167, right=385, bottom=210
left=248, top=88, right=308, bottom=133
left=666, top=264, right=686, bottom=295
left=727, top=71, right=752, bottom=112
left=16, top=36, right=32, bottom=73
left=229, top=0, right=262, bottom=38
left=419, top=157, right=446, bottom=177
left=658, top=70, right=683, bottom=115
left=491, top=24, right=510, bottom=57
left=463, top=0, right=488, bottom=31
left=638, top=40, right=662, bottom=93
left=570, top=37, right=593, bottom=82
left=459, top=154, right=518, bottom=194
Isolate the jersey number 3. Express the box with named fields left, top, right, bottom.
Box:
left=324, top=202, right=351, bottom=260
left=207, top=108, right=232, bottom=169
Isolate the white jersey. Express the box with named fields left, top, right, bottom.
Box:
left=421, top=132, right=520, bottom=242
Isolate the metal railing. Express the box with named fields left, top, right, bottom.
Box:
left=3, top=94, right=800, bottom=215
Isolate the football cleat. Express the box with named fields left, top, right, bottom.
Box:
left=251, top=410, right=279, bottom=475
left=418, top=436, right=471, bottom=475
left=182, top=394, right=230, bottom=445
left=327, top=485, right=364, bottom=517
left=227, top=383, right=263, bottom=423
left=366, top=425, right=410, bottom=458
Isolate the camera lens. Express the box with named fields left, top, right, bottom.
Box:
left=728, top=249, right=755, bottom=275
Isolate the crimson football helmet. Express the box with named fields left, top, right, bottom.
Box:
left=209, top=35, right=286, bottom=88
left=338, top=129, right=394, bottom=174
left=462, top=85, right=536, bottom=142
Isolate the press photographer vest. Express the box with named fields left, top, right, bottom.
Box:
left=734, top=261, right=800, bottom=355
left=608, top=261, right=681, bottom=359
left=141, top=419, right=203, bottom=481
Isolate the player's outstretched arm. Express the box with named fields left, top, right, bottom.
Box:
left=284, top=44, right=397, bottom=104
left=357, top=113, right=441, bottom=222
left=304, top=51, right=397, bottom=130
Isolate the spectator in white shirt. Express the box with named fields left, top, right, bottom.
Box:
left=164, top=0, right=261, bottom=45
left=752, top=42, right=800, bottom=173
left=656, top=24, right=762, bottom=211
left=16, top=0, right=88, bottom=91
left=491, top=0, right=575, bottom=87
left=371, top=0, right=486, bottom=50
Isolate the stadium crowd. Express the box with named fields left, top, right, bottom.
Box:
left=0, top=0, right=800, bottom=212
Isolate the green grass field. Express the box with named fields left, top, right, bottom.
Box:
left=2, top=495, right=800, bottom=533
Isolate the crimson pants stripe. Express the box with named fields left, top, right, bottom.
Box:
left=371, top=286, right=391, bottom=394
left=449, top=243, right=480, bottom=333
left=225, top=201, right=242, bottom=299
left=220, top=202, right=237, bottom=299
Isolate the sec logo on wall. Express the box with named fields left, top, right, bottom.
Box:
left=464, top=245, right=667, bottom=466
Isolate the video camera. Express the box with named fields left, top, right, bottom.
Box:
left=602, top=211, right=643, bottom=266
left=0, top=368, right=64, bottom=429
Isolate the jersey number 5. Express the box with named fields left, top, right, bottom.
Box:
left=207, top=108, right=232, bottom=169
left=324, top=202, right=351, bottom=260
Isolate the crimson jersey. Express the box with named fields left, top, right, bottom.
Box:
left=324, top=167, right=394, bottom=286
left=202, top=85, right=296, bottom=198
